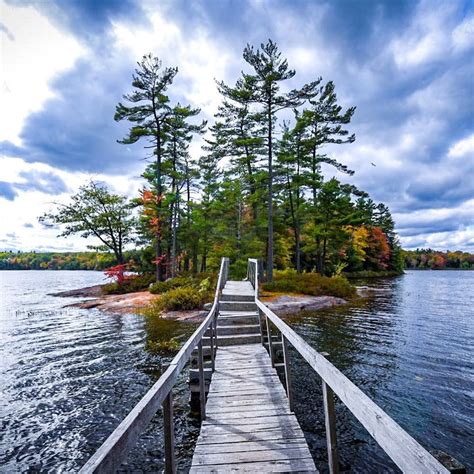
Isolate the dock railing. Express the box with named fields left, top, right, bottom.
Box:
left=80, top=257, right=230, bottom=474
left=247, top=258, right=448, bottom=474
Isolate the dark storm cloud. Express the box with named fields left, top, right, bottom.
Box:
left=2, top=0, right=473, bottom=248
left=2, top=56, right=144, bottom=173
left=6, top=0, right=149, bottom=42
left=16, top=170, right=68, bottom=195
left=0, top=171, right=68, bottom=200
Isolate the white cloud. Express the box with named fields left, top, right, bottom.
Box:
left=448, top=133, right=474, bottom=158
left=401, top=226, right=474, bottom=250
left=390, top=2, right=471, bottom=70
left=452, top=14, right=474, bottom=52
left=0, top=1, right=85, bottom=144
left=111, top=10, right=230, bottom=120
left=0, top=156, right=144, bottom=252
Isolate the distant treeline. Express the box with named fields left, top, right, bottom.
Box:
left=2, top=249, right=473, bottom=272
left=402, top=249, right=474, bottom=270
left=0, top=251, right=118, bottom=270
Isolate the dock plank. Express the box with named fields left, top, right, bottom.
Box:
left=190, top=342, right=317, bottom=472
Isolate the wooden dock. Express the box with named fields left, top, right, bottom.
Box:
left=80, top=258, right=450, bottom=474
left=190, top=344, right=317, bottom=472
left=190, top=280, right=316, bottom=472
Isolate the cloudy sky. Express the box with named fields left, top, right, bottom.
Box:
left=0, top=0, right=473, bottom=252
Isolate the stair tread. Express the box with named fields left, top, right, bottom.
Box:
left=218, top=324, right=260, bottom=329
left=219, top=312, right=259, bottom=317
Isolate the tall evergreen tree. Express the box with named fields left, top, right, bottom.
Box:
left=114, top=53, right=177, bottom=281
left=239, top=40, right=319, bottom=281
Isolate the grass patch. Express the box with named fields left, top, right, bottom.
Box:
left=261, top=270, right=356, bottom=299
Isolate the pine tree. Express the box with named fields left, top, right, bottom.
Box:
left=239, top=40, right=319, bottom=281
left=115, top=54, right=177, bottom=280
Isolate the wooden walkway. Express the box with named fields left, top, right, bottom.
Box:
left=80, top=259, right=450, bottom=474
left=190, top=282, right=317, bottom=472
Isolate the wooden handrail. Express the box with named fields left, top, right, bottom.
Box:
left=80, top=257, right=229, bottom=474
left=247, top=259, right=448, bottom=474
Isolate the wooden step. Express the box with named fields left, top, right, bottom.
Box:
left=218, top=313, right=259, bottom=326
left=217, top=324, right=261, bottom=336
left=219, top=301, right=258, bottom=312
left=220, top=292, right=254, bottom=302
left=218, top=334, right=262, bottom=346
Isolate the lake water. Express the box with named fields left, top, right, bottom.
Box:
left=0, top=270, right=472, bottom=472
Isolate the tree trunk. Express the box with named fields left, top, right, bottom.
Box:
left=156, top=127, right=163, bottom=281
left=267, top=102, right=274, bottom=282
left=295, top=226, right=301, bottom=273
left=184, top=173, right=192, bottom=271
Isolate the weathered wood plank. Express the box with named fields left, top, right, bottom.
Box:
left=202, top=414, right=298, bottom=427
left=196, top=430, right=308, bottom=445
left=193, top=446, right=316, bottom=465
left=203, top=408, right=293, bottom=419
left=193, top=438, right=307, bottom=455
left=206, top=404, right=293, bottom=416
left=189, top=457, right=317, bottom=473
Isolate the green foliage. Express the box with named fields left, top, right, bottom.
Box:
left=103, top=273, right=155, bottom=294
left=0, top=250, right=118, bottom=270
left=155, top=286, right=205, bottom=312
left=39, top=181, right=135, bottom=263
left=261, top=270, right=356, bottom=299
left=149, top=272, right=216, bottom=294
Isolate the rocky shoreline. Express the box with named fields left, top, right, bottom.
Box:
left=52, top=283, right=355, bottom=321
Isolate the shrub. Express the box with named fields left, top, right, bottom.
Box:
left=160, top=287, right=205, bottom=310
left=103, top=273, right=155, bottom=294
left=149, top=273, right=217, bottom=295
left=261, top=271, right=356, bottom=299
left=145, top=286, right=206, bottom=313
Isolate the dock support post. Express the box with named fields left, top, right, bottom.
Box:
left=266, top=315, right=274, bottom=367
left=198, top=341, right=206, bottom=420
left=322, top=381, right=339, bottom=474
left=282, top=335, right=294, bottom=411
left=163, top=391, right=176, bottom=474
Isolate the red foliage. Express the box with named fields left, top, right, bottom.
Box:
left=366, top=227, right=391, bottom=270
left=431, top=254, right=447, bottom=269
left=152, top=254, right=167, bottom=266
left=104, top=264, right=128, bottom=285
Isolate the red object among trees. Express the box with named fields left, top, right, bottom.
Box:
left=104, top=264, right=128, bottom=285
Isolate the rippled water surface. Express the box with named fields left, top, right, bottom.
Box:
left=288, top=270, right=473, bottom=472
left=1, top=270, right=473, bottom=472
left=0, top=271, right=198, bottom=473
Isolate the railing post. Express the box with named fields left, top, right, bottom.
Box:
left=322, top=381, right=339, bottom=474
left=213, top=314, right=218, bottom=351
left=266, top=315, right=274, bottom=367
left=163, top=391, right=176, bottom=474
left=198, top=340, right=206, bottom=420
left=210, top=323, right=215, bottom=372
left=281, top=335, right=294, bottom=411
left=258, top=308, right=264, bottom=346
